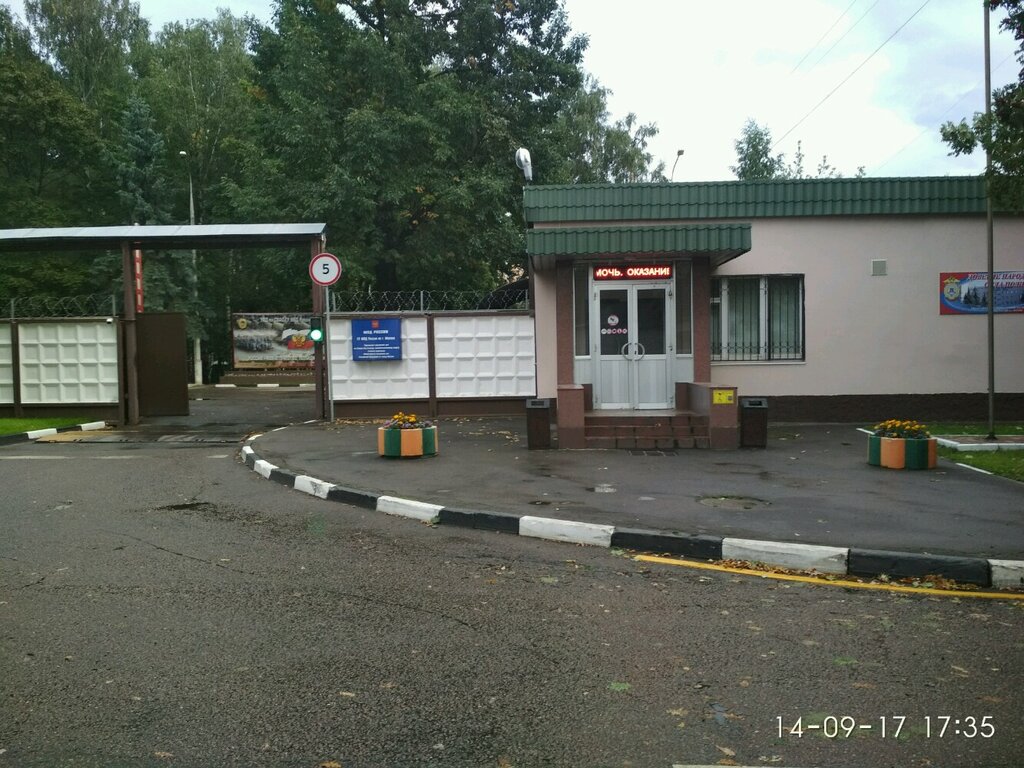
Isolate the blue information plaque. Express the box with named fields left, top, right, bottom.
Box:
left=351, top=318, right=402, bottom=361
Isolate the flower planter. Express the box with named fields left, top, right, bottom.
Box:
left=867, top=435, right=937, bottom=470
left=378, top=426, right=438, bottom=458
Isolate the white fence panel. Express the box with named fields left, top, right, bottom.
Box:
left=0, top=324, right=12, bottom=404
left=18, top=321, right=119, bottom=404
left=434, top=315, right=535, bottom=398
left=328, top=316, right=430, bottom=400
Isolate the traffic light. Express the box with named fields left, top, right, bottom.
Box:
left=308, top=315, right=324, bottom=344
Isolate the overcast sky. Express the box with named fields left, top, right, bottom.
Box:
left=4, top=0, right=1020, bottom=181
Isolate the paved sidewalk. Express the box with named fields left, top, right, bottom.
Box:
left=251, top=417, right=1024, bottom=561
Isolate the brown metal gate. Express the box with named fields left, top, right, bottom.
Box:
left=136, top=312, right=189, bottom=417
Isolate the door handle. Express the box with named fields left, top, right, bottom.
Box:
left=636, top=342, right=646, bottom=361
left=620, top=342, right=630, bottom=359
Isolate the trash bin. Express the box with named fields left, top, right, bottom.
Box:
left=740, top=397, right=768, bottom=448
left=525, top=398, right=552, bottom=449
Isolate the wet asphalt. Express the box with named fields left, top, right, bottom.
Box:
left=3, top=410, right=1023, bottom=767
left=247, top=407, right=1024, bottom=560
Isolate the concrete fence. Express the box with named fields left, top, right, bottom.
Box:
left=327, top=311, right=536, bottom=417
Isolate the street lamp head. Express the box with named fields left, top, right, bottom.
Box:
left=178, top=150, right=187, bottom=157
left=670, top=149, right=686, bottom=182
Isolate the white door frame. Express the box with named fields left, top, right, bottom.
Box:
left=592, top=279, right=674, bottom=410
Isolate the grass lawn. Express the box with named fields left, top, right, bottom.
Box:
left=0, top=417, right=95, bottom=436
left=927, top=421, right=1024, bottom=436
left=939, top=447, right=1024, bottom=483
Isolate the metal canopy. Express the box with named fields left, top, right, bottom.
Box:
left=527, top=223, right=752, bottom=270
left=0, top=223, right=327, bottom=253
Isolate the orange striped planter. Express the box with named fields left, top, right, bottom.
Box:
left=867, top=436, right=937, bottom=469
left=378, top=426, right=438, bottom=458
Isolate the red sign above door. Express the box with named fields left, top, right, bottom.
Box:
left=593, top=264, right=673, bottom=281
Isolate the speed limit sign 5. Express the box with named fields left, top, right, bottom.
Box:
left=309, top=252, right=342, bottom=286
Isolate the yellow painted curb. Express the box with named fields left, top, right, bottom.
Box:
left=636, top=555, right=1024, bottom=600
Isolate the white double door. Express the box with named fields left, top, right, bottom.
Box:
left=593, top=282, right=673, bottom=409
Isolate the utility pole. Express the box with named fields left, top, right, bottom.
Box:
left=984, top=2, right=996, bottom=440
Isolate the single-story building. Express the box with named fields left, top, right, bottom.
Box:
left=525, top=176, right=1024, bottom=449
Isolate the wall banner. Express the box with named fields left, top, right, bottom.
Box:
left=352, top=317, right=402, bottom=361
left=231, top=313, right=315, bottom=369
left=940, top=272, right=1024, bottom=315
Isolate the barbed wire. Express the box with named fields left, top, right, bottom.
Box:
left=2, top=294, right=122, bottom=319
left=330, top=289, right=529, bottom=313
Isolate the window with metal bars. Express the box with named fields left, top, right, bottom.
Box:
left=710, top=275, right=804, bottom=361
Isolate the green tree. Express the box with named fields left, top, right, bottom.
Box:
left=551, top=76, right=666, bottom=183
left=731, top=118, right=864, bottom=180
left=24, top=0, right=149, bottom=116
left=731, top=119, right=787, bottom=180
left=941, top=0, right=1024, bottom=207
left=0, top=7, right=109, bottom=299
left=143, top=10, right=260, bottom=224
left=226, top=0, right=589, bottom=293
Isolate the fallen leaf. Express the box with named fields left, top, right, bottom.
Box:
left=716, top=745, right=736, bottom=757
left=539, top=577, right=559, bottom=585
left=319, top=762, right=343, bottom=768
left=497, top=757, right=514, bottom=768
left=338, top=691, right=357, bottom=698
left=951, top=665, right=970, bottom=676
left=153, top=752, right=173, bottom=760
left=666, top=708, right=688, bottom=717
left=608, top=682, right=632, bottom=692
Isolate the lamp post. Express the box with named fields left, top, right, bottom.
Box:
left=179, top=150, right=202, bottom=385
left=670, top=149, right=685, bottom=181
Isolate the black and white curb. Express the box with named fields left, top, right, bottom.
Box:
left=214, top=383, right=316, bottom=389
left=0, top=420, right=108, bottom=447
left=240, top=439, right=1024, bottom=591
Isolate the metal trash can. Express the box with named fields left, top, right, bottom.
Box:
left=525, top=398, right=552, bottom=449
left=740, top=397, right=768, bottom=448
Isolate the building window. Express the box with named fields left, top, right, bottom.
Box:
left=711, top=275, right=803, bottom=361
left=573, top=265, right=590, bottom=356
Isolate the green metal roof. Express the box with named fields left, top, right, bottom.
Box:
left=523, top=176, right=992, bottom=223
left=527, top=224, right=751, bottom=268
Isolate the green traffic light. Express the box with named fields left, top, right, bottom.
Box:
left=309, top=316, right=324, bottom=344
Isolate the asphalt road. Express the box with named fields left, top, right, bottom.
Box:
left=2, top=413, right=1023, bottom=767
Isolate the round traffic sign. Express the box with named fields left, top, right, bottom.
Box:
left=309, top=252, right=342, bottom=286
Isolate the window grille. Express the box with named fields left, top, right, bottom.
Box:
left=711, top=275, right=804, bottom=361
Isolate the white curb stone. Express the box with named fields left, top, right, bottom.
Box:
left=256, top=383, right=279, bottom=388
left=241, top=445, right=254, bottom=457
left=722, top=538, right=848, bottom=574
left=80, top=421, right=107, bottom=431
left=520, top=516, right=614, bottom=547
left=253, top=459, right=277, bottom=479
left=295, top=475, right=336, bottom=499
left=990, top=559, right=1024, bottom=589
left=377, top=496, right=443, bottom=522
left=25, top=428, right=58, bottom=439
